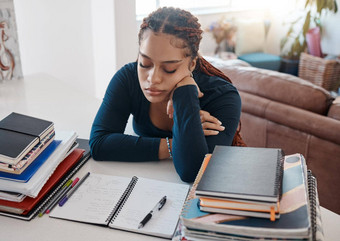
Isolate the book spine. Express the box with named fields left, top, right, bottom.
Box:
left=275, top=150, right=285, bottom=200
left=107, top=176, right=138, bottom=224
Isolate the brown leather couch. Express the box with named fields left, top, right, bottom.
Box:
left=207, top=57, right=340, bottom=214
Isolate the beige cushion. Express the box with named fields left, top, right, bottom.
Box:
left=235, top=19, right=265, bottom=55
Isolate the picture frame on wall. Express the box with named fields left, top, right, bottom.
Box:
left=0, top=0, right=22, bottom=81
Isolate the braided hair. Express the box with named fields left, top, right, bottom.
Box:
left=138, top=7, right=246, bottom=147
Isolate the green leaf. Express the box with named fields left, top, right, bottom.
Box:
left=302, top=40, right=307, bottom=51
left=328, top=0, right=334, bottom=10
left=280, top=37, right=288, bottom=50
left=286, top=26, right=294, bottom=37
left=335, top=0, right=338, bottom=12
left=292, top=37, right=301, bottom=56
left=302, top=11, right=311, bottom=36
left=316, top=0, right=325, bottom=13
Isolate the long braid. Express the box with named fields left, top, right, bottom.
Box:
left=198, top=56, right=246, bottom=147
left=138, top=7, right=246, bottom=147
left=197, top=56, right=232, bottom=83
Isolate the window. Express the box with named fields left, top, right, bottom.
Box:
left=136, top=0, right=232, bottom=20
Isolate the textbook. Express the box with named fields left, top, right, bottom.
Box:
left=0, top=148, right=85, bottom=215
left=0, top=112, right=54, bottom=165
left=50, top=174, right=190, bottom=239
left=180, top=153, right=323, bottom=240
left=196, top=146, right=284, bottom=203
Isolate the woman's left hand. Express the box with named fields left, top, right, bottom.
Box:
left=167, top=76, right=203, bottom=118
left=200, top=110, right=225, bottom=136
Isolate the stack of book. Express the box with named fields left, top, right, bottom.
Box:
left=0, top=112, right=91, bottom=220
left=195, top=146, right=284, bottom=221
left=179, top=146, right=323, bottom=241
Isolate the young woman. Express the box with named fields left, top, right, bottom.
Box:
left=89, top=7, right=245, bottom=182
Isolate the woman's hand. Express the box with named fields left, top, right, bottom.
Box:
left=200, top=110, right=225, bottom=136
left=167, top=76, right=203, bottom=118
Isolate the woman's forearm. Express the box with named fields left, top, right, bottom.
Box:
left=171, top=86, right=209, bottom=182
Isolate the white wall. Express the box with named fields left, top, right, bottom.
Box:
left=91, top=0, right=116, bottom=98
left=114, top=0, right=138, bottom=71
left=13, top=0, right=138, bottom=99
left=321, top=0, right=340, bottom=56
left=14, top=0, right=96, bottom=96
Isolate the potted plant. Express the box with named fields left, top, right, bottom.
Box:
left=206, top=17, right=237, bottom=56
left=280, top=0, right=338, bottom=76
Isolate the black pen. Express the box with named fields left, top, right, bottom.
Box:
left=138, top=195, right=167, bottom=229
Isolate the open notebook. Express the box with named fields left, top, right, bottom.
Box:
left=50, top=174, right=189, bottom=239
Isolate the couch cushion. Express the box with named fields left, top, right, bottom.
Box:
left=219, top=65, right=334, bottom=115
left=238, top=52, right=281, bottom=71
left=240, top=92, right=340, bottom=145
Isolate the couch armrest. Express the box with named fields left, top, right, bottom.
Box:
left=240, top=91, right=340, bottom=145
left=328, top=97, right=340, bottom=121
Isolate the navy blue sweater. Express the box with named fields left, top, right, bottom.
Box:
left=90, top=62, right=241, bottom=182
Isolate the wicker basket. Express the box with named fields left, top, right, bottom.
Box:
left=298, top=53, right=340, bottom=91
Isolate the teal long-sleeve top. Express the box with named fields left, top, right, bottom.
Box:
left=89, top=62, right=241, bottom=182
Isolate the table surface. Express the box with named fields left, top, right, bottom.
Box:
left=0, top=74, right=340, bottom=241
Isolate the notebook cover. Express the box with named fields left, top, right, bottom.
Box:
left=181, top=153, right=311, bottom=239
left=196, top=146, right=284, bottom=202
left=0, top=148, right=85, bottom=214
left=0, top=112, right=54, bottom=163
left=0, top=140, right=61, bottom=182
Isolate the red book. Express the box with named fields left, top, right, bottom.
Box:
left=0, top=148, right=85, bottom=215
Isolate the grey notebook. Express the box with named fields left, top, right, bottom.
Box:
left=196, top=146, right=284, bottom=203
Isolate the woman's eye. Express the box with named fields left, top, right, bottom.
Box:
left=164, top=69, right=176, bottom=74
left=139, top=62, right=150, bottom=68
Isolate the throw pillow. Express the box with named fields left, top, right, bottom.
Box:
left=235, top=19, right=265, bottom=55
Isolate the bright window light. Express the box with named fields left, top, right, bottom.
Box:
left=136, top=0, right=232, bottom=20
left=136, top=0, right=299, bottom=20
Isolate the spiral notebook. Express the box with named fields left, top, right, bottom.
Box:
left=195, top=146, right=284, bottom=203
left=50, top=174, right=190, bottom=239
left=180, top=153, right=324, bottom=240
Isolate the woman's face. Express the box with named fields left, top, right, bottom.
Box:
left=138, top=30, right=196, bottom=104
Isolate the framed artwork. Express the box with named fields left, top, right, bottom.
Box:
left=0, top=0, right=22, bottom=81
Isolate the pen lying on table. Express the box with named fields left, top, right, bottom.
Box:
left=39, top=179, right=73, bottom=216
left=138, top=195, right=167, bottom=229
left=59, top=172, right=90, bottom=206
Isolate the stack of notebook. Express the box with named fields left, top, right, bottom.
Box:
left=179, top=146, right=324, bottom=241
left=0, top=112, right=91, bottom=220
left=195, top=146, right=284, bottom=221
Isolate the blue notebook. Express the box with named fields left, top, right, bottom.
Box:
left=0, top=140, right=61, bottom=183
